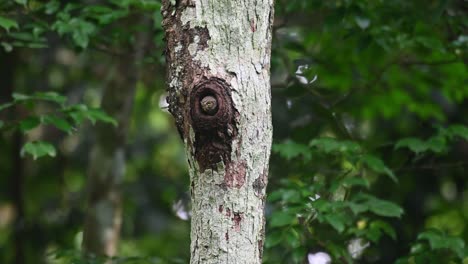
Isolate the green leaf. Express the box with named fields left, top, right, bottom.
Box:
left=43, top=115, right=73, bottom=133
left=395, top=137, right=447, bottom=154
left=310, top=138, right=361, bottom=154
left=1, top=42, right=13, bottom=52
left=64, top=104, right=88, bottom=124
left=0, top=16, right=19, bottom=32
left=265, top=230, right=283, bottom=248
left=34, top=92, right=67, bottom=105
left=370, top=220, right=396, bottom=240
left=12, top=93, right=31, bottom=101
left=273, top=140, right=311, bottom=160
left=340, top=177, right=370, bottom=189
left=448, top=125, right=468, bottom=141
left=365, top=226, right=382, bottom=242
left=347, top=201, right=368, bottom=215
left=285, top=228, right=301, bottom=248
left=45, top=1, right=60, bottom=14
left=409, top=243, right=426, bottom=255
left=395, top=138, right=428, bottom=154
left=324, top=214, right=346, bottom=233
left=0, top=120, right=3, bottom=129
left=418, top=229, right=465, bottom=258
left=361, top=154, right=398, bottom=183
left=53, top=17, right=96, bottom=49
left=270, top=211, right=297, bottom=227
left=14, top=0, right=27, bottom=6
left=86, top=108, right=117, bottom=126
left=0, top=102, right=14, bottom=112
left=21, top=141, right=56, bottom=160
left=355, top=194, right=404, bottom=218
left=12, top=92, right=66, bottom=105
left=426, top=136, right=447, bottom=153
left=19, top=116, right=41, bottom=132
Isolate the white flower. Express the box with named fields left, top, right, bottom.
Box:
left=308, top=252, right=332, bottom=264
left=347, top=238, right=370, bottom=259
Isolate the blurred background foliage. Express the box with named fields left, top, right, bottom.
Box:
left=0, top=0, right=467, bottom=263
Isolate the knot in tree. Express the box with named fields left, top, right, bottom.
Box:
left=190, top=78, right=234, bottom=131
left=189, top=77, right=237, bottom=171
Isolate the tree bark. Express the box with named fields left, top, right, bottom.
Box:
left=162, top=1, right=274, bottom=263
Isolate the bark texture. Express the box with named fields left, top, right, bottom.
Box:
left=162, top=1, right=274, bottom=263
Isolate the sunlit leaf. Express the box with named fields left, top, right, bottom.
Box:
left=21, top=141, right=56, bottom=160
left=354, top=194, right=403, bottom=218
left=0, top=16, right=19, bottom=32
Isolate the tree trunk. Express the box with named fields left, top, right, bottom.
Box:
left=81, top=29, right=147, bottom=255
left=81, top=61, right=133, bottom=256
left=1, top=51, right=25, bottom=264
left=162, top=1, right=274, bottom=263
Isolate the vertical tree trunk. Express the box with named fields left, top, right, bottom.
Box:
left=162, top=1, right=274, bottom=263
left=1, top=51, right=25, bottom=264
left=82, top=25, right=148, bottom=255
left=81, top=62, right=133, bottom=256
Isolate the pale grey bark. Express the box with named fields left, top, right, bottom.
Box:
left=162, top=1, right=274, bottom=263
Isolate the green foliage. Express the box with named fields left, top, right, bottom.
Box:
left=53, top=15, right=97, bottom=49
left=0, top=0, right=162, bottom=51
left=266, top=162, right=403, bottom=261
left=0, top=91, right=116, bottom=159
left=1, top=0, right=467, bottom=263
left=360, top=155, right=397, bottom=183
left=0, top=16, right=18, bottom=32
left=395, top=229, right=466, bottom=263
left=267, top=1, right=467, bottom=261
left=417, top=229, right=465, bottom=258
left=396, top=125, right=468, bottom=154
left=21, top=141, right=56, bottom=160
left=273, top=139, right=312, bottom=160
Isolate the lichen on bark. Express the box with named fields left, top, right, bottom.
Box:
left=162, top=0, right=274, bottom=263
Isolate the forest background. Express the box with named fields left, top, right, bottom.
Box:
left=0, top=0, right=467, bottom=263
